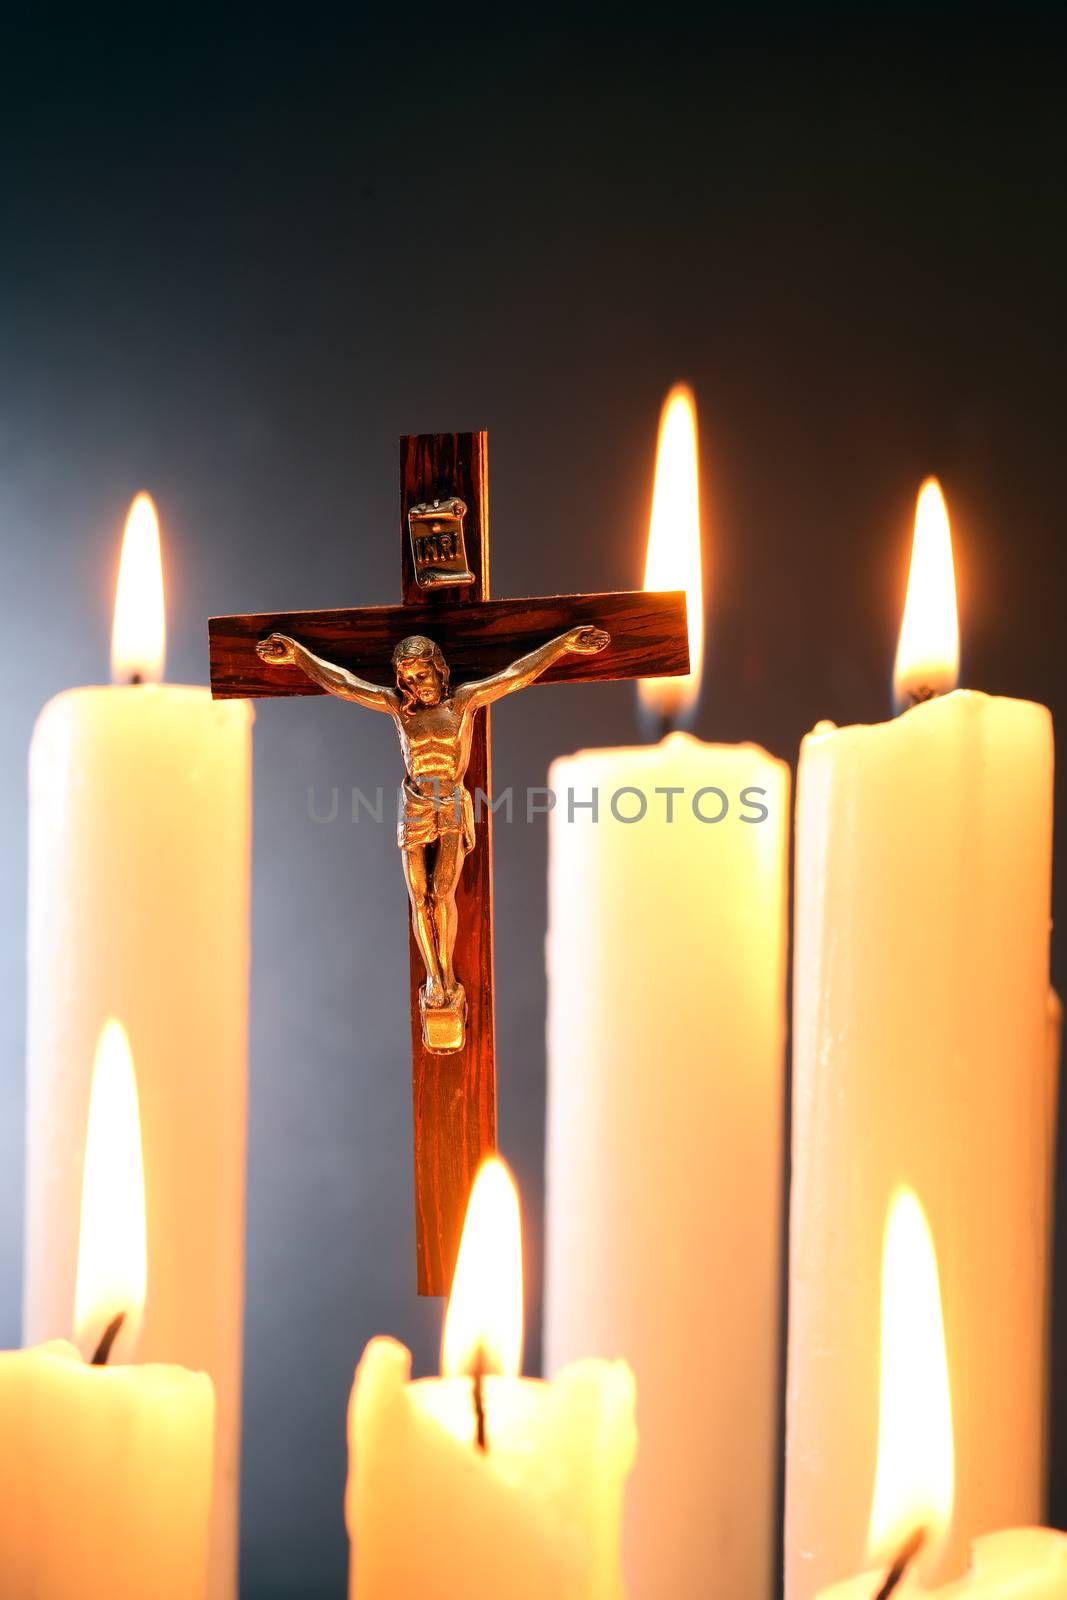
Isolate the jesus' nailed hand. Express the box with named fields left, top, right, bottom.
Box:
left=256, top=623, right=610, bottom=1044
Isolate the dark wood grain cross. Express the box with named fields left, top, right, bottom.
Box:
left=209, top=432, right=688, bottom=1294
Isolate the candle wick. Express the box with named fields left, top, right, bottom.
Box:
left=873, top=1528, right=926, bottom=1600
left=128, top=673, right=144, bottom=687
left=634, top=684, right=677, bottom=744
left=471, top=1344, right=488, bottom=1454
left=90, top=1310, right=126, bottom=1367
left=894, top=683, right=943, bottom=715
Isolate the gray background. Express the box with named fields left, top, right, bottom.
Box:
left=1, top=13, right=1065, bottom=1596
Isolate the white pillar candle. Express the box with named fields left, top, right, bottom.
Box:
left=346, top=1160, right=637, bottom=1599
left=0, top=1340, right=214, bottom=1600
left=785, top=483, right=1056, bottom=1598
left=23, top=496, right=252, bottom=1599
left=545, top=735, right=788, bottom=1598
left=544, top=389, right=789, bottom=1598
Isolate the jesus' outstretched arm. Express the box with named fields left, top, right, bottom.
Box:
left=257, top=632, right=399, bottom=713
left=456, top=625, right=610, bottom=714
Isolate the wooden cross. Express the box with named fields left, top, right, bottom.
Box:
left=209, top=432, right=688, bottom=1294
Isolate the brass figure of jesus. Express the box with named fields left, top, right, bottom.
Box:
left=257, top=624, right=610, bottom=1051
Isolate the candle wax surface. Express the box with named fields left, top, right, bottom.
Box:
left=0, top=1340, right=214, bottom=1600
left=348, top=1337, right=636, bottom=1599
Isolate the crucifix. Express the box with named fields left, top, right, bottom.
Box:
left=209, top=432, right=688, bottom=1294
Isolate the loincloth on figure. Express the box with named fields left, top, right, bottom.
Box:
left=397, top=780, right=476, bottom=853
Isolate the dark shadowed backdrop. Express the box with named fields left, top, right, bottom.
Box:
left=0, top=11, right=1064, bottom=1596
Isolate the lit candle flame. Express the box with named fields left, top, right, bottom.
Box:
left=893, top=478, right=959, bottom=709
left=73, top=1020, right=148, bottom=1362
left=639, top=384, right=705, bottom=725
left=111, top=492, right=166, bottom=684
left=867, top=1186, right=954, bottom=1582
left=441, top=1156, right=523, bottom=1380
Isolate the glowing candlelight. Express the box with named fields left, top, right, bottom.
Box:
left=893, top=477, right=959, bottom=710
left=0, top=1021, right=214, bottom=1598
left=816, top=1190, right=1067, bottom=1598
left=639, top=384, right=704, bottom=726
left=111, top=492, right=166, bottom=685
left=867, top=1188, right=955, bottom=1586
left=73, top=1020, right=148, bottom=1365
left=441, top=1157, right=523, bottom=1383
